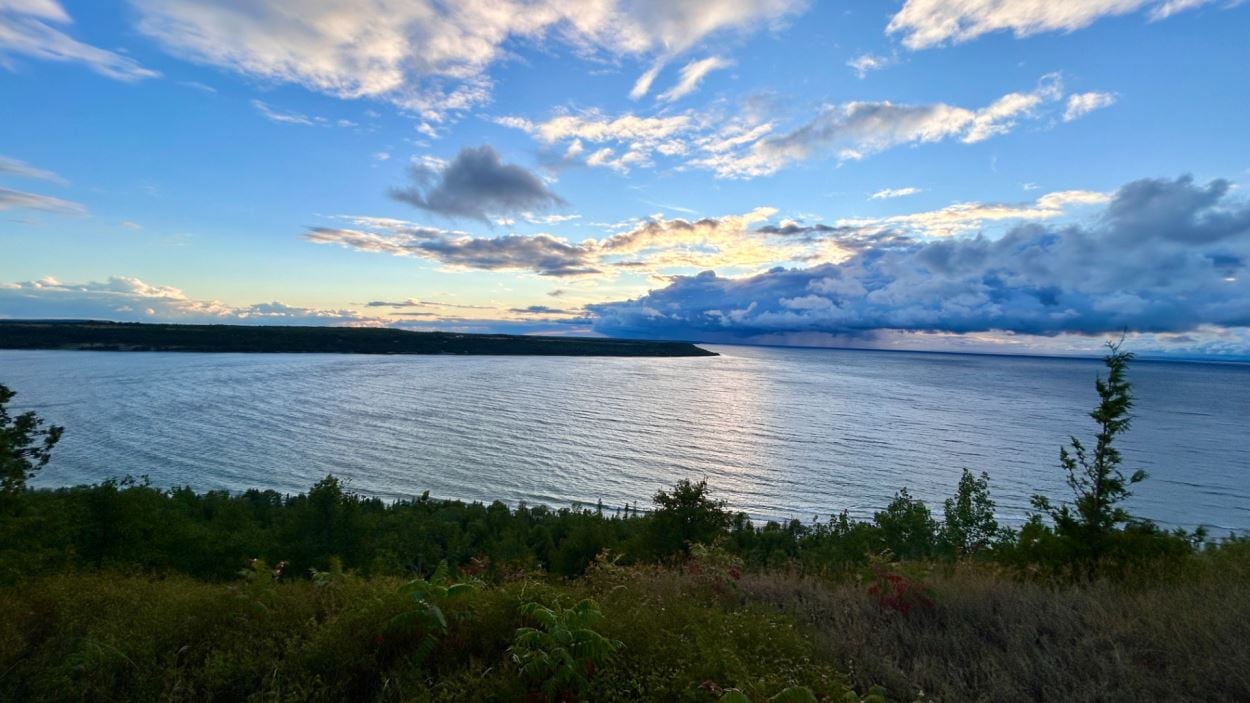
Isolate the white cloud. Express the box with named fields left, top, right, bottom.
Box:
left=870, top=187, right=921, bottom=200
left=0, top=1, right=158, bottom=80
left=698, top=74, right=1069, bottom=178
left=1150, top=0, right=1218, bottom=20
left=251, top=99, right=316, bottom=126
left=1064, top=91, right=1117, bottom=121
left=839, top=188, right=1110, bottom=238
left=847, top=53, right=891, bottom=78
left=129, top=0, right=803, bottom=118
left=629, top=60, right=665, bottom=100
left=888, top=0, right=1225, bottom=49
left=501, top=75, right=1093, bottom=179
left=657, top=56, right=732, bottom=102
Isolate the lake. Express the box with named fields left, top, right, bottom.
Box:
left=2, top=346, right=1248, bottom=532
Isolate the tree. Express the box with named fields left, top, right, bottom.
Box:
left=942, top=469, right=1000, bottom=557
left=873, top=488, right=937, bottom=559
left=648, top=479, right=731, bottom=558
left=1, top=383, right=63, bottom=500
left=1031, top=339, right=1145, bottom=563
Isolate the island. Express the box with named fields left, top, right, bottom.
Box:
left=0, top=320, right=717, bottom=357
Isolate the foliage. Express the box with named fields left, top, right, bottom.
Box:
left=1030, top=340, right=1154, bottom=573
left=0, top=382, right=63, bottom=499
left=510, top=598, right=622, bottom=699
left=865, top=561, right=933, bottom=615
left=649, top=478, right=733, bottom=558
left=390, top=560, right=479, bottom=666
left=941, top=469, right=1001, bottom=557
left=872, top=488, right=938, bottom=560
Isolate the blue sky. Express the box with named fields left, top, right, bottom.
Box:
left=2, top=0, right=1249, bottom=356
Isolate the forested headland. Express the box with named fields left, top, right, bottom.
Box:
left=0, top=320, right=716, bottom=357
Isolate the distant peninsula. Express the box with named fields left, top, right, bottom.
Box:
left=0, top=320, right=717, bottom=357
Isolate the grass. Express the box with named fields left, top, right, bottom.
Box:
left=4, top=548, right=1250, bottom=702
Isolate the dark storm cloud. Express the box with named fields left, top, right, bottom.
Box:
left=389, top=145, right=565, bottom=223
left=588, top=175, right=1250, bottom=341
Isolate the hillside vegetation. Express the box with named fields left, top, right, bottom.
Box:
left=2, top=344, right=1248, bottom=702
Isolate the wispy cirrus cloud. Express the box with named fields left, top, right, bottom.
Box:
left=0, top=154, right=67, bottom=184
left=887, top=0, right=1225, bottom=49
left=657, top=56, right=733, bottom=102
left=0, top=187, right=84, bottom=214
left=0, top=1, right=158, bottom=80
left=870, top=187, right=921, bottom=200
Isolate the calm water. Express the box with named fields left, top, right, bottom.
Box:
left=2, top=346, right=1248, bottom=532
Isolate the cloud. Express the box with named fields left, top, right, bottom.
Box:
left=696, top=74, right=1067, bottom=177
left=309, top=184, right=1112, bottom=280
left=0, top=276, right=370, bottom=325
left=838, top=189, right=1110, bottom=238
left=847, top=53, right=892, bottom=78
left=0, top=1, right=158, bottom=80
left=497, top=110, right=691, bottom=172
left=887, top=0, right=1223, bottom=50
left=1064, top=91, right=1117, bottom=121
left=629, top=60, right=665, bottom=100
left=657, top=56, right=732, bottom=102
left=870, top=187, right=921, bottom=200
left=588, top=175, right=1250, bottom=343
left=129, top=0, right=803, bottom=119
left=0, top=186, right=84, bottom=214
left=509, top=304, right=576, bottom=315
left=251, top=99, right=316, bottom=126
left=389, top=145, right=565, bottom=223
left=502, top=75, right=1084, bottom=178
left=305, top=223, right=599, bottom=277
left=0, top=154, right=66, bottom=184
left=364, top=298, right=491, bottom=310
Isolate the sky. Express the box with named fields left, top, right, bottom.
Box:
left=2, top=0, right=1249, bottom=357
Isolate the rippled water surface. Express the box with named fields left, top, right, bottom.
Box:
left=3, top=346, right=1248, bottom=531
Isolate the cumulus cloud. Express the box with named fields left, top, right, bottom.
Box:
left=657, top=56, right=732, bottom=102
left=1064, top=91, right=1117, bottom=121
left=0, top=186, right=84, bottom=214
left=588, top=176, right=1250, bottom=343
left=0, top=1, right=158, bottom=80
left=128, top=0, right=802, bottom=118
left=887, top=0, right=1223, bottom=50
left=389, top=145, right=565, bottom=223
left=0, top=276, right=371, bottom=324
left=0, top=154, right=66, bottom=184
